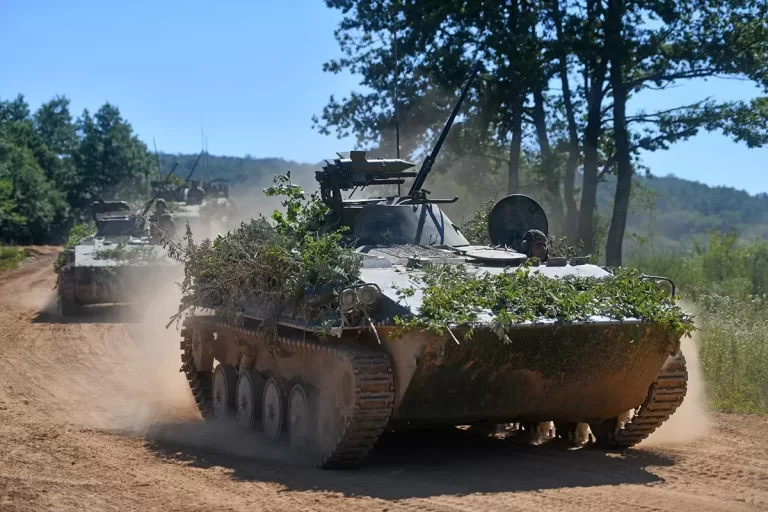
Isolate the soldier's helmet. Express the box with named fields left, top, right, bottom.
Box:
left=523, top=229, right=547, bottom=245
left=522, top=229, right=548, bottom=261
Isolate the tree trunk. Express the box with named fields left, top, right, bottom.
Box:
left=559, top=68, right=579, bottom=241
left=532, top=88, right=565, bottom=231
left=575, top=0, right=608, bottom=255
left=576, top=58, right=607, bottom=254
left=508, top=100, right=522, bottom=194
left=563, top=146, right=579, bottom=240
left=507, top=0, right=522, bottom=195
left=552, top=0, right=580, bottom=241
left=605, top=0, right=631, bottom=267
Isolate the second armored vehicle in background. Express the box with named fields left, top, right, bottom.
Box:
left=150, top=177, right=234, bottom=236
left=56, top=201, right=176, bottom=316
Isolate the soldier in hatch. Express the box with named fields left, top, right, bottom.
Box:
left=150, top=198, right=176, bottom=240
left=522, top=229, right=549, bottom=262
left=186, top=179, right=206, bottom=205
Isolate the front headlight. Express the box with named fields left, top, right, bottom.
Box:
left=656, top=279, right=675, bottom=297
left=639, top=274, right=676, bottom=297
left=339, top=288, right=359, bottom=309
left=357, top=284, right=381, bottom=306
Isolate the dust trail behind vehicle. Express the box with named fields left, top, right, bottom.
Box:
left=642, top=301, right=713, bottom=447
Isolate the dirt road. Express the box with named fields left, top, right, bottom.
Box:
left=1, top=253, right=767, bottom=511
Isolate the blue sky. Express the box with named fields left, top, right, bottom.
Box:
left=2, top=0, right=766, bottom=195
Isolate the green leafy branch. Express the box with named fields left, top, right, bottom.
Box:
left=393, top=264, right=694, bottom=341
left=53, top=223, right=95, bottom=275
left=169, top=174, right=362, bottom=360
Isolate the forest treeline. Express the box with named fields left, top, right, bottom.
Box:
left=0, top=94, right=155, bottom=244
left=313, top=0, right=768, bottom=265
left=162, top=151, right=768, bottom=257
left=2, top=90, right=767, bottom=257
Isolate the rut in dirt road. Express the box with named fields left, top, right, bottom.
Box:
left=0, top=253, right=767, bottom=512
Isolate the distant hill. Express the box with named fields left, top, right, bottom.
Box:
left=599, top=173, right=768, bottom=252
left=158, top=152, right=768, bottom=250
left=158, top=153, right=319, bottom=191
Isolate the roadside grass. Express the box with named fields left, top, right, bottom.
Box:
left=629, top=232, right=768, bottom=415
left=0, top=246, right=30, bottom=272
left=696, top=294, right=768, bottom=415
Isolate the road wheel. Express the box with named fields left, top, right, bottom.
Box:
left=211, top=364, right=237, bottom=420
left=236, top=369, right=265, bottom=431
left=262, top=377, right=285, bottom=442
left=288, top=383, right=311, bottom=451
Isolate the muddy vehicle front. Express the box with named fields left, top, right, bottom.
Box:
left=320, top=153, right=688, bottom=445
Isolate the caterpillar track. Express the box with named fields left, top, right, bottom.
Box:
left=179, top=329, right=213, bottom=419
left=179, top=315, right=395, bottom=468
left=57, top=269, right=79, bottom=316
left=593, top=352, right=688, bottom=448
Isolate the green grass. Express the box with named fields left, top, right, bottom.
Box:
left=629, top=232, right=768, bottom=415
left=0, top=246, right=30, bottom=272
left=696, top=294, right=768, bottom=415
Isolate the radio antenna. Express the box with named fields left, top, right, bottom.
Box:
left=393, top=27, right=400, bottom=160
left=391, top=19, right=401, bottom=195
left=153, top=138, right=163, bottom=175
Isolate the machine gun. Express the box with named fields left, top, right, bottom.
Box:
left=315, top=152, right=416, bottom=214
left=316, top=60, right=482, bottom=216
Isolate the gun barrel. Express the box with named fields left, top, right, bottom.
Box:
left=184, top=150, right=205, bottom=183
left=408, top=59, right=482, bottom=196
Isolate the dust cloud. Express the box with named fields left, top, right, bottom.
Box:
left=187, top=173, right=320, bottom=242
left=642, top=302, right=713, bottom=447
left=86, top=271, right=199, bottom=434
left=83, top=262, right=305, bottom=465
left=60, top=180, right=317, bottom=461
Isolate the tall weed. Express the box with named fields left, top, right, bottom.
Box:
left=0, top=245, right=28, bottom=272
left=631, top=232, right=768, bottom=415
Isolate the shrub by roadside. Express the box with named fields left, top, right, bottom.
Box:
left=0, top=246, right=30, bottom=272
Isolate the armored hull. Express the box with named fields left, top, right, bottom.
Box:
left=179, top=245, right=687, bottom=468
left=173, top=69, right=687, bottom=467
left=58, top=238, right=173, bottom=311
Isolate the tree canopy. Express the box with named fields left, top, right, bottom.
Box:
left=314, top=0, right=768, bottom=264
left=0, top=94, right=154, bottom=244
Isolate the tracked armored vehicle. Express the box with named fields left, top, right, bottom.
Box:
left=151, top=178, right=233, bottom=237
left=57, top=201, right=175, bottom=316
left=177, top=65, right=688, bottom=468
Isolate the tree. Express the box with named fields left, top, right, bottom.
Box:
left=0, top=94, right=157, bottom=243
left=0, top=143, right=66, bottom=243
left=315, top=0, right=613, bottom=237
left=602, top=0, right=768, bottom=265
left=33, top=96, right=78, bottom=190
left=0, top=94, right=30, bottom=125
left=317, top=0, right=768, bottom=261
left=313, top=0, right=545, bottom=201
left=0, top=95, right=71, bottom=241
left=71, top=104, right=153, bottom=214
